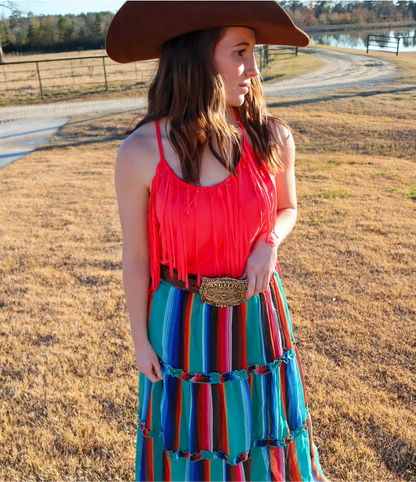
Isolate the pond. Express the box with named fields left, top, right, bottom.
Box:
left=310, top=27, right=416, bottom=53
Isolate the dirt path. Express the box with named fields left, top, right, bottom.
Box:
left=263, top=47, right=397, bottom=96
left=0, top=98, right=147, bottom=168
left=0, top=48, right=397, bottom=168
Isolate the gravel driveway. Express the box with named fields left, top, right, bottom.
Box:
left=263, top=47, right=396, bottom=96
left=0, top=47, right=396, bottom=169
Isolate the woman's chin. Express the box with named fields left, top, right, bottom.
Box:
left=226, top=95, right=246, bottom=108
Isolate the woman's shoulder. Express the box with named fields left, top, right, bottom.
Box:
left=267, top=117, right=293, bottom=147
left=118, top=120, right=159, bottom=163
left=115, top=120, right=160, bottom=188
left=266, top=116, right=295, bottom=170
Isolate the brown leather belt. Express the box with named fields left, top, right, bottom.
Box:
left=160, top=264, right=200, bottom=293
left=160, top=264, right=249, bottom=308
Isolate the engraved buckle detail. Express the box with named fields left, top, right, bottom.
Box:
left=199, top=277, right=248, bottom=307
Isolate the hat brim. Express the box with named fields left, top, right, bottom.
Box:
left=106, top=1, right=310, bottom=63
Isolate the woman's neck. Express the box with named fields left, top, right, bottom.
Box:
left=226, top=106, right=239, bottom=127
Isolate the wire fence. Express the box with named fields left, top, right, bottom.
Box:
left=0, top=46, right=298, bottom=101
left=0, top=55, right=158, bottom=99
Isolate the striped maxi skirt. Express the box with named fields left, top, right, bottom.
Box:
left=136, top=273, right=328, bottom=481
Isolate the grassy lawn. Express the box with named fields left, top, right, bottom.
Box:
left=261, top=50, right=324, bottom=83
left=0, top=51, right=415, bottom=481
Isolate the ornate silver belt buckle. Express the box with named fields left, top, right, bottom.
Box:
left=199, top=277, right=248, bottom=308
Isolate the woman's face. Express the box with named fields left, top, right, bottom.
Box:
left=214, top=27, right=259, bottom=107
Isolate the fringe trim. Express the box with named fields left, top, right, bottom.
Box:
left=148, top=119, right=278, bottom=293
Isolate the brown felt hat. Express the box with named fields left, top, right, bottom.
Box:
left=106, top=1, right=310, bottom=63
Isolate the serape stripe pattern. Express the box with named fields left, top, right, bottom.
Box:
left=136, top=273, right=328, bottom=481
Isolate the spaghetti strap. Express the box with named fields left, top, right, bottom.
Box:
left=154, top=120, right=164, bottom=161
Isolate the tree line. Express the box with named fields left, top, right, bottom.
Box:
left=0, top=11, right=114, bottom=57
left=0, top=1, right=415, bottom=59
left=283, top=1, right=416, bottom=27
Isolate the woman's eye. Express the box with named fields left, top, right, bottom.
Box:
left=237, top=49, right=245, bottom=56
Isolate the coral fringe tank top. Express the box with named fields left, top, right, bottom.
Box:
left=148, top=115, right=279, bottom=292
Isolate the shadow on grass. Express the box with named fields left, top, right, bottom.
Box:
left=368, top=423, right=416, bottom=481
left=65, top=109, right=143, bottom=127
left=34, top=109, right=146, bottom=151
left=268, top=85, right=416, bottom=108
left=37, top=136, right=124, bottom=151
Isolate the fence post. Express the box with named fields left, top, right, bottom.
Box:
left=70, top=59, right=75, bottom=84
left=36, top=61, right=44, bottom=99
left=2, top=64, right=9, bottom=91
left=296, top=46, right=298, bottom=56
left=264, top=45, right=269, bottom=66
left=102, top=56, right=108, bottom=90
left=366, top=34, right=370, bottom=54
left=396, top=37, right=400, bottom=56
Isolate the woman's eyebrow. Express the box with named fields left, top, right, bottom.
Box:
left=233, top=41, right=250, bottom=48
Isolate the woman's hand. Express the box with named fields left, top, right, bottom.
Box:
left=134, top=340, right=163, bottom=383
left=240, top=233, right=278, bottom=299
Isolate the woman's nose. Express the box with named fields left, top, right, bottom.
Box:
left=245, top=56, right=260, bottom=78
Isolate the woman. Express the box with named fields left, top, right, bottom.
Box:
left=107, top=2, right=328, bottom=481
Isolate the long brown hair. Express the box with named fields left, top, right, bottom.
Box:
left=126, top=27, right=289, bottom=185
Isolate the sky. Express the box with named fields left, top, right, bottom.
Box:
left=0, top=1, right=125, bottom=17
left=0, top=0, right=404, bottom=18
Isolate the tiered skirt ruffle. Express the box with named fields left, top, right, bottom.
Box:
left=136, top=273, right=328, bottom=481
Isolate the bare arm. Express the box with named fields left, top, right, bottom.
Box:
left=270, top=121, right=298, bottom=244
left=242, top=122, right=297, bottom=298
left=114, top=128, right=163, bottom=383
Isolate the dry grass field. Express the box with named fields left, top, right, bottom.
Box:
left=0, top=51, right=415, bottom=481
